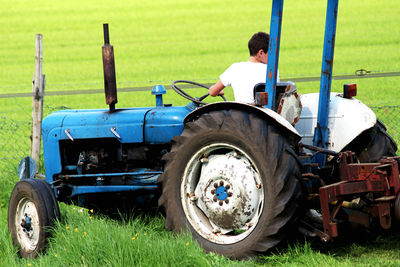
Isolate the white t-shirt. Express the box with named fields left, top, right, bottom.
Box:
left=219, top=61, right=279, bottom=104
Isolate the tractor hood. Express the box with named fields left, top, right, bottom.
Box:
left=42, top=108, right=149, bottom=144
left=42, top=106, right=192, bottom=144
left=42, top=105, right=193, bottom=179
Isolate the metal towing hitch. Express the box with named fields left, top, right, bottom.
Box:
left=319, top=152, right=400, bottom=239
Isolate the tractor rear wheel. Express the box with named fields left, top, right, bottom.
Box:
left=8, top=178, right=60, bottom=258
left=158, top=110, right=303, bottom=259
left=344, top=120, right=397, bottom=162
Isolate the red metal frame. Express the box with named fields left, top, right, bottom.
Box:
left=319, top=152, right=400, bottom=238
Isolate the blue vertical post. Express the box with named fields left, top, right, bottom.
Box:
left=265, top=0, right=284, bottom=110
left=313, top=0, right=339, bottom=166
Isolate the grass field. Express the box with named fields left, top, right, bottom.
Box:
left=1, top=0, right=400, bottom=266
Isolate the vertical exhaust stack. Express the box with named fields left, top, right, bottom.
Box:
left=102, top=23, right=118, bottom=112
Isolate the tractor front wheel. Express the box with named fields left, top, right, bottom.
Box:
left=158, top=110, right=303, bottom=259
left=8, top=178, right=60, bottom=258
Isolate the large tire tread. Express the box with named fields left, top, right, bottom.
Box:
left=343, top=120, right=397, bottom=163
left=158, top=109, right=303, bottom=259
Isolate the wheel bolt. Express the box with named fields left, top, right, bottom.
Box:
left=225, top=199, right=229, bottom=204
left=245, top=222, right=254, bottom=229
left=228, top=192, right=233, bottom=197
left=219, top=200, right=223, bottom=206
left=213, top=196, right=218, bottom=202
left=219, top=181, right=224, bottom=186
left=214, top=183, right=218, bottom=188
left=225, top=184, right=230, bottom=189
left=211, top=189, right=216, bottom=194
left=212, top=228, right=221, bottom=234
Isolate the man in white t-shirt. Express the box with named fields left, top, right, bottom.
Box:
left=209, top=32, right=279, bottom=104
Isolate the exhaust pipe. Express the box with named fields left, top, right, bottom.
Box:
left=102, top=23, right=117, bottom=112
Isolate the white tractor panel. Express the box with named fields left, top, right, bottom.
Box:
left=254, top=104, right=301, bottom=138
left=295, top=93, right=376, bottom=152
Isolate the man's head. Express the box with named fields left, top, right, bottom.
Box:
left=248, top=32, right=269, bottom=64
left=248, top=32, right=269, bottom=56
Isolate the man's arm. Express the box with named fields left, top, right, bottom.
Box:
left=209, top=80, right=225, bottom=96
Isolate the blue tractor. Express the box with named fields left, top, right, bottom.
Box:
left=8, top=0, right=400, bottom=259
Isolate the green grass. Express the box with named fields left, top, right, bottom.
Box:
left=0, top=203, right=244, bottom=267
left=1, top=0, right=400, bottom=93
left=1, top=203, right=400, bottom=267
left=1, top=0, right=400, bottom=266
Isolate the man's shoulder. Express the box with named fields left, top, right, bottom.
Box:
left=231, top=61, right=267, bottom=68
left=231, top=61, right=251, bottom=66
left=227, top=61, right=252, bottom=71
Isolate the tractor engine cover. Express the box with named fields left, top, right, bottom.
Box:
left=41, top=106, right=192, bottom=180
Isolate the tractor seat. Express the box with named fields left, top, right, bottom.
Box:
left=253, top=81, right=302, bottom=125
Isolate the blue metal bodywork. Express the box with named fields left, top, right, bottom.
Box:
left=42, top=102, right=194, bottom=197
left=265, top=0, right=283, bottom=110
left=152, top=85, right=167, bottom=107
left=313, top=0, right=339, bottom=166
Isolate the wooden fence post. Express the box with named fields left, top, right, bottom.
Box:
left=30, top=34, right=45, bottom=167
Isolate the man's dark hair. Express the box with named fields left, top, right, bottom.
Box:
left=248, top=32, right=269, bottom=56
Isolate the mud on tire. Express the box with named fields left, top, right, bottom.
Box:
left=158, top=109, right=303, bottom=259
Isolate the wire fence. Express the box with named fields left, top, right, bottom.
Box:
left=1, top=100, right=400, bottom=183
left=2, top=70, right=400, bottom=99
left=370, top=105, right=400, bottom=147
left=0, top=116, right=31, bottom=177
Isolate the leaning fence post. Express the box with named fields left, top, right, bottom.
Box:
left=30, top=34, right=45, bottom=167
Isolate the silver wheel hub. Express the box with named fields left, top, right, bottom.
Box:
left=15, top=197, right=40, bottom=252
left=181, top=143, right=264, bottom=244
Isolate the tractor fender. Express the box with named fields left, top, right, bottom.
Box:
left=295, top=92, right=376, bottom=152
left=184, top=101, right=301, bottom=142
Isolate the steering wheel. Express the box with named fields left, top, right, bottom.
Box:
left=171, top=80, right=227, bottom=105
